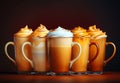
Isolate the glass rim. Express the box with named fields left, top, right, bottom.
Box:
left=13, top=36, right=107, bottom=39
left=14, top=36, right=29, bottom=38
left=32, top=36, right=90, bottom=38
left=90, top=36, right=107, bottom=39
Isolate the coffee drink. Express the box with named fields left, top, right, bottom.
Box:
left=22, top=24, right=49, bottom=73
left=5, top=25, right=33, bottom=72
left=87, top=25, right=116, bottom=74
left=47, top=27, right=82, bottom=75
left=71, top=26, right=91, bottom=74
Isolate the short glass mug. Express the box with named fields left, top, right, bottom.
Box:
left=4, top=37, right=32, bottom=73
left=88, top=37, right=116, bottom=74
left=47, top=37, right=82, bottom=75
left=71, top=36, right=99, bottom=75
left=22, top=37, right=49, bottom=74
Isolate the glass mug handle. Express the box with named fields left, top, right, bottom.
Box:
left=4, top=42, right=16, bottom=65
left=22, top=42, right=33, bottom=68
left=69, top=42, right=82, bottom=69
left=89, top=42, right=99, bottom=63
left=104, top=42, right=116, bottom=64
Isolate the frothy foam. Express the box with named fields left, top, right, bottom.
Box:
left=14, top=25, right=33, bottom=37
left=32, top=24, right=49, bottom=37
left=72, top=26, right=90, bottom=37
left=47, top=26, right=73, bottom=37
left=87, top=25, right=107, bottom=39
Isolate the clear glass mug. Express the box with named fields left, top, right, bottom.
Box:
left=71, top=36, right=99, bottom=75
left=47, top=37, right=82, bottom=75
left=4, top=37, right=32, bottom=73
left=22, top=37, right=49, bottom=74
left=88, top=37, right=116, bottom=74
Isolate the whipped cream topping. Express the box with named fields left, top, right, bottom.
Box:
left=87, top=25, right=107, bottom=39
left=47, top=26, right=73, bottom=37
left=32, top=24, right=49, bottom=37
left=72, top=26, right=90, bottom=37
left=14, top=25, right=33, bottom=37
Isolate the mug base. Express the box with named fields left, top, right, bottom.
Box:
left=46, top=72, right=70, bottom=76
left=69, top=71, right=87, bottom=75
left=30, top=71, right=49, bottom=75
left=87, top=71, right=103, bottom=75
left=17, top=71, right=32, bottom=74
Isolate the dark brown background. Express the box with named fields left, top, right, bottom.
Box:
left=0, top=0, right=120, bottom=73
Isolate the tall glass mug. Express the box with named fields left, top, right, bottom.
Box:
left=47, top=37, right=82, bottom=75
left=88, top=37, right=116, bottom=74
left=4, top=26, right=33, bottom=73
left=71, top=36, right=99, bottom=75
left=22, top=37, right=49, bottom=74
left=87, top=25, right=116, bottom=74
left=5, top=37, right=32, bottom=73
left=71, top=26, right=94, bottom=74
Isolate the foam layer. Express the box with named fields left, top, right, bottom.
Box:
left=87, top=25, right=107, bottom=39
left=32, top=24, right=49, bottom=37
left=14, top=25, right=33, bottom=37
left=72, top=26, right=90, bottom=37
left=47, top=26, right=73, bottom=37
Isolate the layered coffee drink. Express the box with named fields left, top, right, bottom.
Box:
left=31, top=24, right=49, bottom=72
left=47, top=27, right=81, bottom=75
left=71, top=26, right=90, bottom=73
left=22, top=24, right=49, bottom=73
left=5, top=25, right=33, bottom=72
left=87, top=25, right=116, bottom=74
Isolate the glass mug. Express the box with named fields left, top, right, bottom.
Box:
left=88, top=37, right=116, bottom=74
left=71, top=36, right=99, bottom=75
left=4, top=37, right=32, bottom=73
left=47, top=37, right=82, bottom=75
left=22, top=37, right=49, bottom=74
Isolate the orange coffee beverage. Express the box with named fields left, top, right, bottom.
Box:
left=71, top=26, right=91, bottom=74
left=48, top=38, right=72, bottom=73
left=87, top=25, right=116, bottom=74
left=47, top=27, right=82, bottom=75
left=22, top=24, right=49, bottom=74
left=5, top=25, right=33, bottom=73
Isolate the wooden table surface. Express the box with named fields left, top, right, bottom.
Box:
left=0, top=72, right=120, bottom=83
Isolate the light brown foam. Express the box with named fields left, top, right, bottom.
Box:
left=14, top=25, right=33, bottom=38
left=87, top=25, right=107, bottom=39
left=72, top=26, right=90, bottom=37
left=32, top=24, right=49, bottom=37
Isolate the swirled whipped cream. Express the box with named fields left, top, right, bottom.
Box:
left=87, top=25, right=107, bottom=39
left=14, top=25, right=33, bottom=37
left=32, top=24, right=49, bottom=37
left=72, top=26, right=90, bottom=37
left=47, top=26, right=73, bottom=37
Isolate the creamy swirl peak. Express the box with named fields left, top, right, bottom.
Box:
left=87, top=25, right=107, bottom=39
left=32, top=24, right=49, bottom=37
left=14, top=25, right=33, bottom=37
left=47, top=26, right=73, bottom=37
left=72, top=26, right=90, bottom=37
